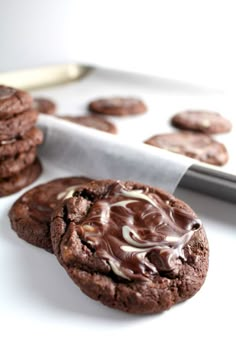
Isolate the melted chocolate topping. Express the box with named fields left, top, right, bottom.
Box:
left=26, top=179, right=91, bottom=224
left=79, top=182, right=201, bottom=280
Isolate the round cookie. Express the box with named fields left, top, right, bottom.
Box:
left=0, top=85, right=33, bottom=119
left=88, top=97, right=147, bottom=116
left=9, top=176, right=92, bottom=253
left=33, top=97, right=57, bottom=115
left=0, top=147, right=37, bottom=178
left=0, top=127, right=43, bottom=158
left=59, top=115, right=117, bottom=134
left=144, top=132, right=228, bottom=166
left=51, top=179, right=209, bottom=314
left=171, top=110, right=232, bottom=134
left=0, top=158, right=42, bottom=197
left=0, top=109, right=38, bottom=140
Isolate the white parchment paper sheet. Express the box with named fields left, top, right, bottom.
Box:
left=38, top=115, right=192, bottom=194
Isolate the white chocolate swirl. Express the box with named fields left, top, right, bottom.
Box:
left=80, top=183, right=201, bottom=280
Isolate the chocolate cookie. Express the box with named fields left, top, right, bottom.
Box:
left=0, top=147, right=37, bottom=178
left=33, top=97, right=57, bottom=115
left=171, top=110, right=232, bottom=134
left=0, top=127, right=43, bottom=158
left=0, top=85, right=33, bottom=119
left=59, top=115, right=117, bottom=134
left=88, top=97, right=147, bottom=116
left=145, top=132, right=228, bottom=166
left=9, top=176, right=92, bottom=253
left=0, top=109, right=38, bottom=140
left=51, top=179, right=209, bottom=314
left=0, top=158, right=42, bottom=197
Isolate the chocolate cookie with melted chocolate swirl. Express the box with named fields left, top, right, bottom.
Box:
left=51, top=179, right=209, bottom=314
left=9, top=176, right=91, bottom=253
left=145, top=132, right=228, bottom=166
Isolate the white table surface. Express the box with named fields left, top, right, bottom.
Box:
left=1, top=164, right=235, bottom=353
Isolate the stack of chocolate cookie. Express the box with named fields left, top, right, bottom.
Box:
left=0, top=85, right=43, bottom=197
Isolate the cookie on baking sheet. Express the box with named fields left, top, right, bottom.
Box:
left=0, top=158, right=42, bottom=197
left=59, top=115, right=117, bottom=134
left=50, top=179, right=209, bottom=314
left=0, top=85, right=33, bottom=119
left=33, top=97, right=57, bottom=115
left=0, top=127, right=43, bottom=158
left=171, top=110, right=232, bottom=134
left=88, top=97, right=147, bottom=116
left=0, top=148, right=37, bottom=178
left=144, top=132, right=228, bottom=166
left=0, top=109, right=38, bottom=140
left=9, top=176, right=92, bottom=253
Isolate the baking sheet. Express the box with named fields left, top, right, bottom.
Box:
left=1, top=67, right=236, bottom=354
left=32, top=67, right=236, bottom=175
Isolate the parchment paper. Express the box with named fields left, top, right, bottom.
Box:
left=38, top=115, right=192, bottom=194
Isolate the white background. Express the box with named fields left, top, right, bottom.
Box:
left=78, top=0, right=236, bottom=90
left=0, top=0, right=79, bottom=70
left=1, top=0, right=236, bottom=89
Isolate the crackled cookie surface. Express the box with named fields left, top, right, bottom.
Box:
left=9, top=176, right=91, bottom=252
left=33, top=97, right=57, bottom=115
left=0, top=158, right=42, bottom=197
left=0, top=85, right=33, bottom=119
left=88, top=97, right=147, bottom=116
left=51, top=179, right=209, bottom=314
left=171, top=110, right=232, bottom=134
left=145, top=132, right=228, bottom=166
